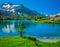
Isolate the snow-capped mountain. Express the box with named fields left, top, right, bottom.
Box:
left=2, top=3, right=20, bottom=9
left=0, top=3, right=40, bottom=16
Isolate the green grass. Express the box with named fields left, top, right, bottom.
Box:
left=0, top=36, right=60, bottom=47
left=32, top=19, right=60, bottom=24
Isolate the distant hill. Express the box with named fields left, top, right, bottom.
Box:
left=50, top=13, right=60, bottom=21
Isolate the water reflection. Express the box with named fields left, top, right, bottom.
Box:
left=0, top=20, right=60, bottom=39
left=2, top=23, right=15, bottom=33
left=0, top=20, right=34, bottom=36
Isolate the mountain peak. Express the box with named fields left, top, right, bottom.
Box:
left=1, top=3, right=24, bottom=9
left=2, top=2, right=12, bottom=5
left=2, top=3, right=12, bottom=8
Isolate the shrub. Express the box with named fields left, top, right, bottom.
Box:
left=27, top=36, right=37, bottom=41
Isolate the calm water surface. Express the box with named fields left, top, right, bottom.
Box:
left=0, top=20, right=60, bottom=39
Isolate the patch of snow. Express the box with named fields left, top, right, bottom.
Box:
left=56, top=13, right=60, bottom=15
left=11, top=5, right=20, bottom=8
left=18, top=12, right=21, bottom=15
left=2, top=4, right=11, bottom=8
left=13, top=5, right=19, bottom=7
left=45, top=14, right=48, bottom=16
left=10, top=9, right=15, bottom=12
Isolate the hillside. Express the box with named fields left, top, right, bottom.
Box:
left=0, top=3, right=40, bottom=16
left=0, top=36, right=60, bottom=47
left=0, top=3, right=43, bottom=20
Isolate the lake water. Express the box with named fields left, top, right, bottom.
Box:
left=0, top=20, right=60, bottom=39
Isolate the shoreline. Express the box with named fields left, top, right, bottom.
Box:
left=37, top=38, right=60, bottom=43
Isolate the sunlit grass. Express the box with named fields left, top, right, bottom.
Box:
left=0, top=36, right=60, bottom=47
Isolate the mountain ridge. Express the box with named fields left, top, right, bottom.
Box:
left=0, top=3, right=40, bottom=16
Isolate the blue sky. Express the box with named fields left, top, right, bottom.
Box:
left=0, top=0, right=60, bottom=15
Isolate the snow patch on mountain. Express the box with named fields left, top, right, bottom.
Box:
left=10, top=9, right=15, bottom=12
left=2, top=4, right=12, bottom=8
left=0, top=3, right=40, bottom=16
left=12, top=5, right=20, bottom=7
left=56, top=13, right=60, bottom=15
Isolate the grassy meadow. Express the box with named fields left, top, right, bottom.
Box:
left=0, top=36, right=60, bottom=47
